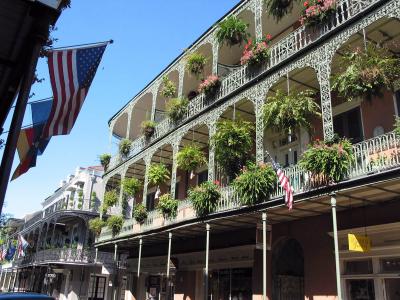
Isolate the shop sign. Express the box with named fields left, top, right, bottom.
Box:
left=348, top=234, right=371, bottom=252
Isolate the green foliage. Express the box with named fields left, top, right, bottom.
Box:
left=212, top=119, right=254, bottom=177
left=107, top=215, right=124, bottom=236
left=299, top=138, right=354, bottom=184
left=332, top=43, right=400, bottom=101
left=264, top=0, right=296, bottom=21
left=77, top=190, right=83, bottom=209
left=216, top=16, right=249, bottom=46
left=119, top=139, right=132, bottom=158
left=188, top=181, right=221, bottom=217
left=148, top=163, right=171, bottom=186
left=186, top=52, right=207, bottom=78
left=91, top=192, right=97, bottom=208
left=133, top=204, right=148, bottom=223
left=161, top=76, right=177, bottom=98
left=99, top=154, right=111, bottom=172
left=263, top=89, right=321, bottom=133
left=157, top=194, right=179, bottom=219
left=122, top=177, right=142, bottom=197
left=104, top=190, right=118, bottom=208
left=177, top=144, right=207, bottom=172
left=394, top=117, right=400, bottom=136
left=300, top=0, right=337, bottom=26
left=232, top=162, right=277, bottom=206
left=166, top=97, right=189, bottom=123
left=89, top=218, right=105, bottom=236
left=141, top=120, right=156, bottom=138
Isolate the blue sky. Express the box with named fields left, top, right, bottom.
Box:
left=2, top=0, right=241, bottom=218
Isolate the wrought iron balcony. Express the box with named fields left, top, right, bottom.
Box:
left=108, top=0, right=384, bottom=171
left=14, top=248, right=117, bottom=267
left=99, top=132, right=400, bottom=242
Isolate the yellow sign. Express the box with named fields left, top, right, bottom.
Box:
left=348, top=234, right=371, bottom=252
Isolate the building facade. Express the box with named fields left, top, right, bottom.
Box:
left=96, top=0, right=400, bottom=299
left=0, top=166, right=126, bottom=300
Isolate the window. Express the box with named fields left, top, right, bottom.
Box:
left=197, top=170, right=208, bottom=185
left=146, top=192, right=155, bottom=211
left=333, top=107, right=363, bottom=143
left=395, top=90, right=400, bottom=116
left=345, top=259, right=373, bottom=275
left=380, top=257, right=400, bottom=273
left=347, top=279, right=375, bottom=300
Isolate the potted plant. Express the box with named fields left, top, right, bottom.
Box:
left=148, top=163, right=171, bottom=186
left=212, top=119, right=254, bottom=178
left=188, top=181, right=221, bottom=217
left=133, top=204, right=148, bottom=223
left=99, top=153, right=111, bottom=172
left=300, top=0, right=337, bottom=27
left=166, top=97, right=189, bottom=123
left=299, top=138, right=353, bottom=185
left=156, top=193, right=179, bottom=219
left=186, top=52, right=207, bottom=78
left=107, top=215, right=124, bottom=236
left=119, top=139, right=132, bottom=159
left=263, top=89, right=320, bottom=133
left=88, top=217, right=105, bottom=237
left=198, top=75, right=221, bottom=99
left=241, top=35, right=272, bottom=73
left=177, top=144, right=207, bottom=173
left=103, top=189, right=119, bottom=210
left=141, top=120, right=156, bottom=139
left=265, top=0, right=297, bottom=21
left=232, top=162, right=277, bottom=206
left=161, top=76, right=177, bottom=98
left=332, top=43, right=400, bottom=101
left=216, top=16, right=249, bottom=46
left=122, top=177, right=142, bottom=198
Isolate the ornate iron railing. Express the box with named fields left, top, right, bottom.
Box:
left=108, top=0, right=384, bottom=171
left=99, top=132, right=400, bottom=242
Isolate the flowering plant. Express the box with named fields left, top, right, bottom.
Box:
left=232, top=162, right=277, bottom=206
left=300, top=0, right=336, bottom=27
left=240, top=35, right=272, bottom=66
left=198, top=75, right=220, bottom=97
left=299, top=138, right=353, bottom=184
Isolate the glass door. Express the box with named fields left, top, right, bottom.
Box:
left=384, top=278, right=400, bottom=300
left=88, top=276, right=106, bottom=300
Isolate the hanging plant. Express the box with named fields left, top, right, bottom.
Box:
left=264, top=0, right=297, bottom=21
left=122, top=177, right=142, bottom=198
left=188, top=181, right=221, bottom=217
left=300, top=0, right=337, bottom=27
left=241, top=35, right=272, bottom=67
left=107, top=215, right=124, bottom=236
left=148, top=163, right=170, bottom=186
left=89, top=218, right=105, bottom=237
left=161, top=76, right=177, bottom=98
left=299, top=138, right=353, bottom=185
left=157, top=194, right=179, bottom=219
left=99, top=154, right=111, bottom=172
left=133, top=204, right=148, bottom=223
left=186, top=52, right=207, bottom=78
left=177, top=144, right=207, bottom=172
left=332, top=43, right=400, bottom=101
left=103, top=189, right=118, bottom=209
left=212, top=119, right=254, bottom=177
left=263, top=89, right=321, bottom=133
left=119, top=139, right=132, bottom=158
left=166, top=97, right=189, bottom=123
left=216, top=16, right=249, bottom=47
left=232, top=162, right=277, bottom=206
left=198, top=75, right=221, bottom=98
left=141, top=120, right=156, bottom=138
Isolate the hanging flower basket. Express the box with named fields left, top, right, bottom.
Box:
left=188, top=181, right=221, bottom=217
left=216, top=16, right=249, bottom=47
left=161, top=76, right=177, bottom=98
left=177, top=144, right=207, bottom=172
left=300, top=0, right=337, bottom=27
left=198, top=75, right=221, bottom=99
left=186, top=52, right=207, bottom=78
left=148, top=163, right=170, bottom=186
left=141, top=120, right=156, bottom=139
left=157, top=193, right=179, bottom=219
left=166, top=97, right=189, bottom=123
left=241, top=35, right=272, bottom=75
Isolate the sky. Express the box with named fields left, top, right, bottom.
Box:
left=1, top=0, right=241, bottom=218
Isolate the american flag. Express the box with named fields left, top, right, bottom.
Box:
left=0, top=245, right=7, bottom=261
left=42, top=43, right=107, bottom=138
left=17, top=235, right=29, bottom=258
left=271, top=159, right=294, bottom=210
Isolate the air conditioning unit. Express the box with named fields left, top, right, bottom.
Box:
left=256, top=224, right=272, bottom=250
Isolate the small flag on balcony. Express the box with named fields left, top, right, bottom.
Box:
left=155, top=186, right=161, bottom=200
left=5, top=244, right=16, bottom=261
left=265, top=150, right=294, bottom=210
left=41, top=42, right=108, bottom=138
left=17, top=235, right=29, bottom=258
left=0, top=245, right=7, bottom=261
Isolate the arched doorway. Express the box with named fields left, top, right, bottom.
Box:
left=272, top=238, right=304, bottom=300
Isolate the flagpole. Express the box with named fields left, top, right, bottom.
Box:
left=50, top=39, right=113, bottom=51
left=0, top=35, right=45, bottom=216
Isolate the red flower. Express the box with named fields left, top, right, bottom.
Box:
left=266, top=34, right=272, bottom=40
left=304, top=1, right=309, bottom=6
left=213, top=180, right=220, bottom=186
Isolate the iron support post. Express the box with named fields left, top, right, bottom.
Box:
left=331, top=195, right=342, bottom=300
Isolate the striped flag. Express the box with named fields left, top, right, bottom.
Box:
left=42, top=43, right=107, bottom=138
left=17, top=235, right=29, bottom=258
left=0, top=245, right=7, bottom=261
left=271, top=160, right=294, bottom=210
